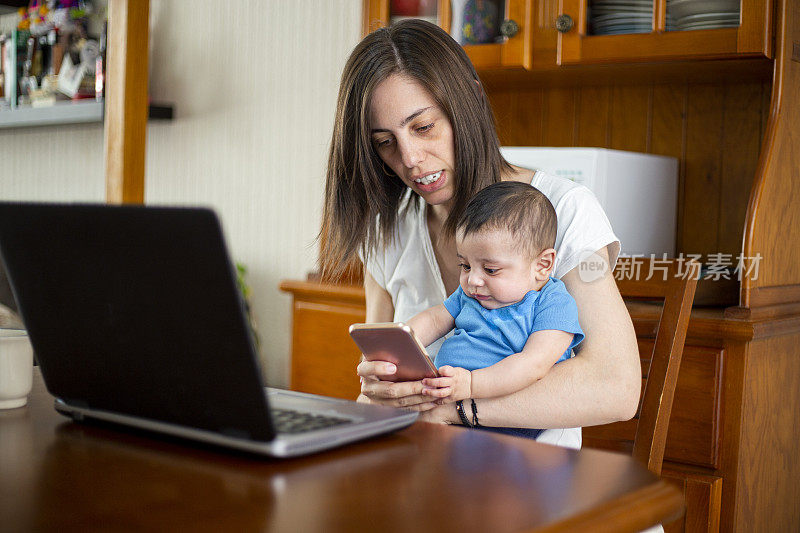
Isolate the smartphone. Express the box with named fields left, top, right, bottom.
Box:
left=349, top=322, right=439, bottom=382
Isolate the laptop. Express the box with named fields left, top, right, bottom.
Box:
left=0, top=202, right=417, bottom=457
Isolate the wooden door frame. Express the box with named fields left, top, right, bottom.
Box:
left=104, top=0, right=149, bottom=204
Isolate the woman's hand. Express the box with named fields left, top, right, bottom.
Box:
left=356, top=359, right=440, bottom=411
left=417, top=401, right=459, bottom=424
left=358, top=273, right=439, bottom=410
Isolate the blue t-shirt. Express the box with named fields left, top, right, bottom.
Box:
left=434, top=277, right=584, bottom=371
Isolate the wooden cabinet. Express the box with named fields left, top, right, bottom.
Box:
left=462, top=0, right=535, bottom=69
left=295, top=1, right=800, bottom=530
left=557, top=0, right=773, bottom=64
left=362, top=0, right=536, bottom=69
left=362, top=0, right=774, bottom=70
left=281, top=281, right=365, bottom=400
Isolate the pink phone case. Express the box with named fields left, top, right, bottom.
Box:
left=349, top=322, right=439, bottom=382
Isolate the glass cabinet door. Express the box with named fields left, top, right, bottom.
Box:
left=363, top=1, right=535, bottom=69
left=386, top=0, right=440, bottom=26
left=556, top=0, right=772, bottom=64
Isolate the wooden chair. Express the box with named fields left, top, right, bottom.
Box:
left=596, top=257, right=700, bottom=476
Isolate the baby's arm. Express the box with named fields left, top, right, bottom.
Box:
left=470, top=330, right=574, bottom=398
left=405, top=304, right=455, bottom=349
left=423, top=329, right=574, bottom=402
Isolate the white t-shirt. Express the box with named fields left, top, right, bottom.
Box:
left=364, top=170, right=620, bottom=449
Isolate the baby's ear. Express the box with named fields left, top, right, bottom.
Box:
left=534, top=248, right=557, bottom=277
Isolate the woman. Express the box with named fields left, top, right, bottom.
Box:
left=319, top=19, right=640, bottom=448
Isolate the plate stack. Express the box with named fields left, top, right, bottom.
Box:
left=590, top=0, right=656, bottom=36
left=668, top=0, right=741, bottom=31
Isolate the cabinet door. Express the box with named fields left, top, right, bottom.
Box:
left=289, top=298, right=365, bottom=400
left=555, top=0, right=773, bottom=64
left=363, top=0, right=535, bottom=70
left=583, top=343, right=724, bottom=469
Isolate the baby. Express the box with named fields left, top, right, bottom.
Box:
left=406, top=181, right=583, bottom=437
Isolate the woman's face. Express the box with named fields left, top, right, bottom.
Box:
left=369, top=74, right=456, bottom=207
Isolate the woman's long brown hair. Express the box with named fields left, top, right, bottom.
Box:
left=318, top=19, right=511, bottom=283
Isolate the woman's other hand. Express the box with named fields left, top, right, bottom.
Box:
left=417, top=401, right=458, bottom=424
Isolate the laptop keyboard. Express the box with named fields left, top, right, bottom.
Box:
left=271, top=408, right=352, bottom=434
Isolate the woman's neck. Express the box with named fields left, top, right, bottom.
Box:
left=427, top=203, right=450, bottom=227
left=425, top=203, right=460, bottom=295
left=503, top=164, right=534, bottom=183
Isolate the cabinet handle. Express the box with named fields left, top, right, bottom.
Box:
left=556, top=14, right=574, bottom=33
left=500, top=19, right=519, bottom=38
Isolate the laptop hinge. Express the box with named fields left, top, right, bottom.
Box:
left=220, top=428, right=252, bottom=440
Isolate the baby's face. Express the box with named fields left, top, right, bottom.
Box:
left=456, top=229, right=540, bottom=310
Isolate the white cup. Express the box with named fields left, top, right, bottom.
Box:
left=0, top=329, right=34, bottom=409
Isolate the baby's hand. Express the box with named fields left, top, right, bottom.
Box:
left=421, top=366, right=471, bottom=403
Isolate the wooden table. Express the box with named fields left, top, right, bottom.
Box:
left=0, top=372, right=683, bottom=532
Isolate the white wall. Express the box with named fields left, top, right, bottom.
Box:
left=0, top=0, right=363, bottom=387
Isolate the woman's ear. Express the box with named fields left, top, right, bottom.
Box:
left=533, top=248, right=557, bottom=280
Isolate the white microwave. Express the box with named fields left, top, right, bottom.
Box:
left=500, top=147, right=678, bottom=257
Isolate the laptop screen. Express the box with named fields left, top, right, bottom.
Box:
left=0, top=203, right=274, bottom=441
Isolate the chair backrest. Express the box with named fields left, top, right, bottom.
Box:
left=614, top=257, right=700, bottom=476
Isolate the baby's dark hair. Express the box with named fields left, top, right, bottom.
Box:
left=456, top=181, right=557, bottom=258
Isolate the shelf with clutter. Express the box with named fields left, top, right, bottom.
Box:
left=0, top=1, right=172, bottom=129
left=0, top=98, right=172, bottom=128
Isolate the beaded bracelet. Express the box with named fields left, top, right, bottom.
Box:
left=455, top=400, right=473, bottom=427
left=470, top=399, right=481, bottom=427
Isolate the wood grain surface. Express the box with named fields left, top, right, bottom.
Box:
left=733, top=334, right=800, bottom=531
left=742, top=0, right=800, bottom=306
left=487, top=78, right=770, bottom=267
left=0, top=372, right=683, bottom=533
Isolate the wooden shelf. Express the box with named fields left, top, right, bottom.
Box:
left=0, top=100, right=173, bottom=130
